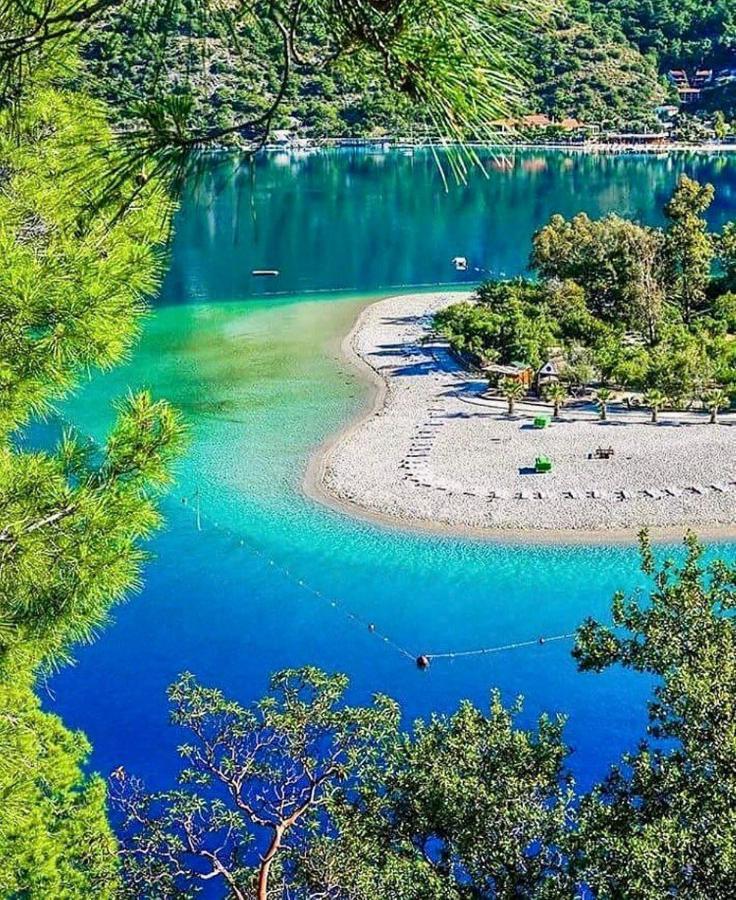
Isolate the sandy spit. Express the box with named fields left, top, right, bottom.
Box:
left=304, top=293, right=736, bottom=544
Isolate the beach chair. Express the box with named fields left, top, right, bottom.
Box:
left=593, top=446, right=614, bottom=460
left=535, top=456, right=552, bottom=473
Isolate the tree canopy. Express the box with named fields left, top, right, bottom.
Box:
left=437, top=175, right=736, bottom=409
left=113, top=668, right=572, bottom=899
left=573, top=531, right=736, bottom=896
left=0, top=75, right=184, bottom=896
left=112, top=532, right=736, bottom=898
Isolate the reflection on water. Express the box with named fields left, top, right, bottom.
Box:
left=163, top=148, right=736, bottom=302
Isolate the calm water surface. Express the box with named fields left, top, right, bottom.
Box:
left=49, top=149, right=736, bottom=796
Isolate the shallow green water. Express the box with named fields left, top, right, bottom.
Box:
left=49, top=149, right=736, bottom=795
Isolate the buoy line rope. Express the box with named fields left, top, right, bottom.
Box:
left=184, top=493, right=578, bottom=667
left=425, top=632, right=576, bottom=661
left=47, top=412, right=580, bottom=668
left=177, top=474, right=581, bottom=668
left=174, top=487, right=417, bottom=663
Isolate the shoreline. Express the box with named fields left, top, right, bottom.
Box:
left=304, top=293, right=736, bottom=546
left=263, top=139, right=736, bottom=156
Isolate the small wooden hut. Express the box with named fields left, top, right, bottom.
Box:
left=482, top=362, right=533, bottom=389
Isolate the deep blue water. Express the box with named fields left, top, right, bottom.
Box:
left=46, top=149, right=736, bottom=803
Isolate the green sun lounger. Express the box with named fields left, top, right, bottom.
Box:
left=535, top=456, right=552, bottom=473
left=533, top=416, right=550, bottom=429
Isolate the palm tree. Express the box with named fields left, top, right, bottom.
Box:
left=704, top=388, right=729, bottom=424
left=595, top=387, right=615, bottom=421
left=501, top=377, right=525, bottom=416
left=544, top=382, right=568, bottom=418
left=643, top=389, right=666, bottom=423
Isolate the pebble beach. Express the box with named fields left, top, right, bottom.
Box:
left=312, top=293, right=736, bottom=537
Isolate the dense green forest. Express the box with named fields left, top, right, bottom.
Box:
left=592, top=0, right=736, bottom=70
left=82, top=0, right=736, bottom=135
left=82, top=3, right=417, bottom=140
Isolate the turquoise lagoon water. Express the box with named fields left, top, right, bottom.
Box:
left=49, top=149, right=736, bottom=795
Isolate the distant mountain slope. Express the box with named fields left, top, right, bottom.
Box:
left=82, top=0, right=732, bottom=137
left=527, top=7, right=666, bottom=127
left=590, top=0, right=736, bottom=70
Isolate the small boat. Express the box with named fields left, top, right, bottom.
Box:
left=251, top=269, right=280, bottom=277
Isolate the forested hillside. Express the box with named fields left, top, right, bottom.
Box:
left=82, top=3, right=417, bottom=141
left=591, top=0, right=735, bottom=70
left=526, top=1, right=666, bottom=128
left=525, top=0, right=736, bottom=126
left=83, top=0, right=736, bottom=136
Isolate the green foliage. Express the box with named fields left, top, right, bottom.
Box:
left=369, top=696, right=571, bottom=898
left=643, top=387, right=666, bottom=421
left=0, top=85, right=185, bottom=676
left=115, top=669, right=572, bottom=898
left=663, top=175, right=716, bottom=324
left=500, top=376, right=526, bottom=415
left=0, top=73, right=183, bottom=896
left=712, top=290, right=736, bottom=331
left=544, top=381, right=568, bottom=415
left=439, top=177, right=736, bottom=410
left=590, top=0, right=736, bottom=71
left=602, top=322, right=717, bottom=401
left=0, top=87, right=170, bottom=433
left=306, top=695, right=572, bottom=899
left=526, top=4, right=665, bottom=127
left=435, top=280, right=558, bottom=369
left=531, top=211, right=667, bottom=333
left=594, top=386, right=614, bottom=419
left=721, top=223, right=736, bottom=290
left=703, top=386, right=730, bottom=422
left=0, top=676, right=119, bottom=898
left=0, top=391, right=185, bottom=673
left=114, top=667, right=401, bottom=899
left=573, top=532, right=736, bottom=895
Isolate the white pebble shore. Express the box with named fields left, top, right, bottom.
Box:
left=316, top=293, right=736, bottom=535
